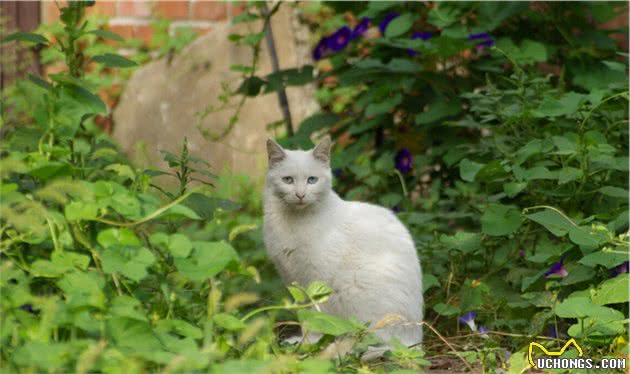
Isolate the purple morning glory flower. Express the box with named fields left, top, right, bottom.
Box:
left=518, top=248, right=525, bottom=257
left=328, top=26, right=352, bottom=52
left=611, top=261, right=629, bottom=277
left=407, top=31, right=433, bottom=55
left=313, top=36, right=331, bottom=60
left=467, top=32, right=495, bottom=50
left=379, top=13, right=400, bottom=35
left=468, top=33, right=491, bottom=41
left=333, top=168, right=343, bottom=178
left=458, top=311, right=477, bottom=331
left=478, top=326, right=489, bottom=339
left=395, top=148, right=413, bottom=174
left=549, top=325, right=558, bottom=339
left=544, top=262, right=568, bottom=278
left=351, top=17, right=371, bottom=39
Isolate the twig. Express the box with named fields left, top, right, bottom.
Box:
left=414, top=321, right=476, bottom=372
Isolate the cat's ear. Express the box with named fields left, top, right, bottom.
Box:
left=266, top=138, right=286, bottom=168
left=312, top=135, right=332, bottom=164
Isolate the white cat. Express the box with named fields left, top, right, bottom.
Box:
left=263, top=136, right=423, bottom=351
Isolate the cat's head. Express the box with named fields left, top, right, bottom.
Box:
left=265, top=136, right=333, bottom=209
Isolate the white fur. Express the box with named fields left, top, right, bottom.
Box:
left=263, top=138, right=423, bottom=347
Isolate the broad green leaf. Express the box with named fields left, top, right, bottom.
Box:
left=2, top=31, right=48, bottom=44
left=163, top=233, right=193, bottom=258
left=365, top=93, right=402, bottom=116
left=92, top=53, right=138, bottom=68
left=64, top=201, right=98, bottom=221
left=213, top=313, right=247, bottom=331
left=288, top=286, right=306, bottom=303
left=440, top=232, right=482, bottom=253
left=423, top=274, right=440, bottom=292
left=174, top=241, right=239, bottom=281
left=110, top=295, right=148, bottom=321
left=599, top=186, right=628, bottom=199
left=459, top=158, right=484, bottom=182
left=534, top=92, right=585, bottom=117
left=481, top=204, right=522, bottom=236
left=107, top=317, right=164, bottom=352
left=560, top=264, right=595, bottom=286
left=432, top=303, right=460, bottom=316
left=554, top=297, right=608, bottom=319
left=229, top=224, right=258, bottom=242
left=415, top=99, right=461, bottom=125
left=306, top=281, right=334, bottom=301
left=579, top=249, right=628, bottom=268
left=265, top=66, right=314, bottom=92
left=427, top=4, right=461, bottom=28
left=297, top=310, right=364, bottom=336
left=568, top=226, right=606, bottom=249
left=159, top=204, right=201, bottom=220
left=87, top=29, right=123, bottom=41
left=57, top=271, right=105, bottom=309
left=384, top=14, right=414, bottom=38
left=101, top=247, right=156, bottom=282
left=97, top=228, right=141, bottom=248
left=504, top=182, right=527, bottom=198
left=526, top=209, right=573, bottom=237
left=557, top=167, right=583, bottom=184
left=592, top=274, right=629, bottom=305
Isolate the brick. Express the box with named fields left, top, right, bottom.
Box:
left=86, top=1, right=117, bottom=17
left=118, top=0, right=153, bottom=18
left=230, top=1, right=247, bottom=18
left=190, top=26, right=213, bottom=36
left=108, top=24, right=154, bottom=45
left=191, top=1, right=227, bottom=21
left=41, top=1, right=66, bottom=23
left=155, top=1, right=190, bottom=20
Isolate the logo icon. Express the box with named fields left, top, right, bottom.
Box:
left=528, top=338, right=584, bottom=368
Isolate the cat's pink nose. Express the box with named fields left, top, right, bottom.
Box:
left=296, top=193, right=305, bottom=200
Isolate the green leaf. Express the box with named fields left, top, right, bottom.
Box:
left=57, top=271, right=105, bottom=309
left=97, top=228, right=141, bottom=248
left=167, top=234, right=193, bottom=258
left=526, top=209, right=573, bottom=237
left=427, top=4, right=461, bottom=28
left=110, top=295, right=148, bottom=321
left=579, top=249, right=629, bottom=268
left=384, top=14, right=414, bottom=38
left=288, top=286, right=306, bottom=303
left=294, top=113, right=340, bottom=144
left=568, top=226, right=606, bottom=249
left=459, top=158, right=484, bottom=182
left=535, top=92, right=585, bottom=117
left=159, top=204, right=201, bottom=220
left=365, top=93, right=403, bottom=117
left=440, top=232, right=482, bottom=253
left=560, top=264, right=595, bottom=286
left=555, top=297, right=608, bottom=319
left=557, top=167, right=583, bottom=184
left=64, top=201, right=98, bottom=221
left=504, top=182, right=527, bottom=198
left=174, top=241, right=239, bottom=281
left=107, top=317, right=164, bottom=352
left=28, top=74, right=52, bottom=90
left=432, top=303, right=460, bottom=316
left=87, top=29, right=123, bottom=41
left=92, top=53, right=138, bottom=68
left=237, top=76, right=266, bottom=96
left=423, top=274, right=440, bottom=292
left=101, top=247, right=156, bottom=282
left=213, top=313, right=247, bottom=331
left=61, top=84, right=107, bottom=114
left=598, top=186, right=629, bottom=199
left=415, top=99, right=461, bottom=125
left=481, top=204, right=522, bottom=236
left=265, top=66, right=314, bottom=92
left=306, top=281, right=334, bottom=302
left=592, top=274, right=629, bottom=305
left=297, top=310, right=364, bottom=336
left=2, top=31, right=48, bottom=44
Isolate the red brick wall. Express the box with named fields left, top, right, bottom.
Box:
left=41, top=1, right=244, bottom=45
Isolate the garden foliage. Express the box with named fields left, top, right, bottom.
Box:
left=0, top=1, right=628, bottom=373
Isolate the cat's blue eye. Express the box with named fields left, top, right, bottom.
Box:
left=282, top=176, right=294, bottom=184
left=307, top=176, right=319, bottom=184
